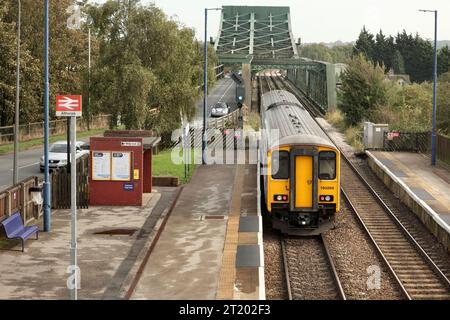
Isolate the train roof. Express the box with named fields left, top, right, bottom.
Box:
left=261, top=90, right=336, bottom=149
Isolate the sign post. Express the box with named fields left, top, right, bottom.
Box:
left=56, top=94, right=82, bottom=300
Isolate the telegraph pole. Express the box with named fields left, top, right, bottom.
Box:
left=13, top=0, right=21, bottom=186
left=202, top=7, right=222, bottom=165
left=43, top=0, right=51, bottom=231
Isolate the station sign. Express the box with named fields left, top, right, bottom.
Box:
left=56, top=95, right=82, bottom=117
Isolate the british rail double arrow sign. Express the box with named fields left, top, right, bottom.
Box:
left=56, top=95, right=82, bottom=117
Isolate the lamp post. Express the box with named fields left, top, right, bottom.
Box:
left=202, top=7, right=222, bottom=165
left=13, top=0, right=21, bottom=186
left=419, top=9, right=438, bottom=166
left=43, top=0, right=51, bottom=231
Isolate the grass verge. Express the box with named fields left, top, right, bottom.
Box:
left=0, top=128, right=106, bottom=155
left=152, top=148, right=198, bottom=184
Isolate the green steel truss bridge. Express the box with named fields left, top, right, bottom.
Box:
left=214, top=6, right=343, bottom=112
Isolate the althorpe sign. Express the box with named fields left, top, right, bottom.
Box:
left=56, top=95, right=82, bottom=117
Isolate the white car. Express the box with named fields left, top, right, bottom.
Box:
left=39, top=141, right=89, bottom=172
left=211, top=102, right=230, bottom=117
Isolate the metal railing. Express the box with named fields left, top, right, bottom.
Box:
left=383, top=131, right=431, bottom=153
left=0, top=114, right=111, bottom=145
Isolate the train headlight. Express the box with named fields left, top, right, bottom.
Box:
left=319, top=195, right=334, bottom=202
left=274, top=195, right=288, bottom=202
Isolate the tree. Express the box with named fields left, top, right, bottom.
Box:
left=353, top=26, right=375, bottom=60
left=438, top=45, right=450, bottom=76
left=86, top=0, right=216, bottom=132
left=339, top=54, right=388, bottom=126
left=391, top=50, right=405, bottom=74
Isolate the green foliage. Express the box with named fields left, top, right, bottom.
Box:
left=339, top=54, right=388, bottom=126
left=0, top=0, right=214, bottom=134
left=86, top=0, right=216, bottom=132
left=298, top=43, right=353, bottom=63
left=353, top=26, right=375, bottom=59
left=353, top=27, right=450, bottom=83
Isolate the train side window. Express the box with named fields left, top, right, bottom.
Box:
left=271, top=151, right=289, bottom=179
left=319, top=151, right=336, bottom=180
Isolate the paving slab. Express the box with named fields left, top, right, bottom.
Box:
left=0, top=187, right=176, bottom=299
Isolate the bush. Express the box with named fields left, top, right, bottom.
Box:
left=339, top=54, right=389, bottom=126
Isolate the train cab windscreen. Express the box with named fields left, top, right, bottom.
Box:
left=319, top=151, right=336, bottom=180
left=271, top=151, right=289, bottom=179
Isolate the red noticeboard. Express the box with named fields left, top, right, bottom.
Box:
left=89, top=137, right=144, bottom=206
left=56, top=95, right=82, bottom=117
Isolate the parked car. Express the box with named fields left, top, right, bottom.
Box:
left=210, top=102, right=230, bottom=117
left=39, top=141, right=89, bottom=172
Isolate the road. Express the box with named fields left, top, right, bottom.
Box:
left=0, top=78, right=236, bottom=191
left=0, top=137, right=91, bottom=191
left=192, top=77, right=236, bottom=126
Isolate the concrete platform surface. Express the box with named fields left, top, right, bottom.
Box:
left=368, top=151, right=450, bottom=250
left=0, top=187, right=177, bottom=299
left=130, top=164, right=264, bottom=300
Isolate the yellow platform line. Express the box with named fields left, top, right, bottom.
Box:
left=216, top=165, right=244, bottom=300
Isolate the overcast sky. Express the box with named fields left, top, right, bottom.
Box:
left=94, top=0, right=450, bottom=43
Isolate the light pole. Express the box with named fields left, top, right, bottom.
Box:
left=43, top=0, right=51, bottom=231
left=419, top=9, right=438, bottom=166
left=13, top=0, right=21, bottom=186
left=202, top=7, right=222, bottom=165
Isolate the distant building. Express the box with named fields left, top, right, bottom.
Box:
left=386, top=68, right=411, bottom=86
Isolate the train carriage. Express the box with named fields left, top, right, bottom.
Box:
left=260, top=90, right=340, bottom=235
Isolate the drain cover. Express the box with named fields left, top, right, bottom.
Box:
left=200, top=215, right=227, bottom=221
left=93, top=228, right=137, bottom=236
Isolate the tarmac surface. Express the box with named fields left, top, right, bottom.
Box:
left=131, top=165, right=236, bottom=299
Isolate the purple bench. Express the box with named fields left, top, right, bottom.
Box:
left=1, top=212, right=39, bottom=252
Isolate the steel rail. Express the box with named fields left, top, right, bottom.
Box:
left=274, top=74, right=450, bottom=299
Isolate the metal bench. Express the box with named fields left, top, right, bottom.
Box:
left=1, top=212, right=39, bottom=252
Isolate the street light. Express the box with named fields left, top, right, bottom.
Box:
left=202, top=7, right=222, bottom=165
left=43, top=0, right=51, bottom=231
left=419, top=9, right=438, bottom=166
left=13, top=0, right=21, bottom=186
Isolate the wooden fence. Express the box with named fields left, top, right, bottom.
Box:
left=437, top=134, right=450, bottom=166
left=0, top=177, right=40, bottom=224
left=51, top=154, right=89, bottom=209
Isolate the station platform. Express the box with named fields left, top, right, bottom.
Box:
left=129, top=163, right=265, bottom=300
left=366, top=150, right=450, bottom=252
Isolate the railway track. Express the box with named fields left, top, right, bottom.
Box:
left=272, top=73, right=450, bottom=300
left=281, top=235, right=346, bottom=300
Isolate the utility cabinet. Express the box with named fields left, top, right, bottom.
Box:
left=363, top=122, right=389, bottom=149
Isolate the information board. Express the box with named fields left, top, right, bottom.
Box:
left=92, top=151, right=111, bottom=180
left=111, top=152, right=131, bottom=181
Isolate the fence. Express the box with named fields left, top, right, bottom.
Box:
left=51, top=153, right=89, bottom=210
left=207, top=109, right=240, bottom=129
left=383, top=131, right=431, bottom=153
left=0, top=114, right=111, bottom=145
left=0, top=177, right=40, bottom=225
left=437, top=134, right=450, bottom=166
left=383, top=131, right=450, bottom=166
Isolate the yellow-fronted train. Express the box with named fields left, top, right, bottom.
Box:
left=260, top=90, right=340, bottom=235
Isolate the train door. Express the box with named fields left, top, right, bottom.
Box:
left=295, top=156, right=313, bottom=208
left=290, top=149, right=318, bottom=212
